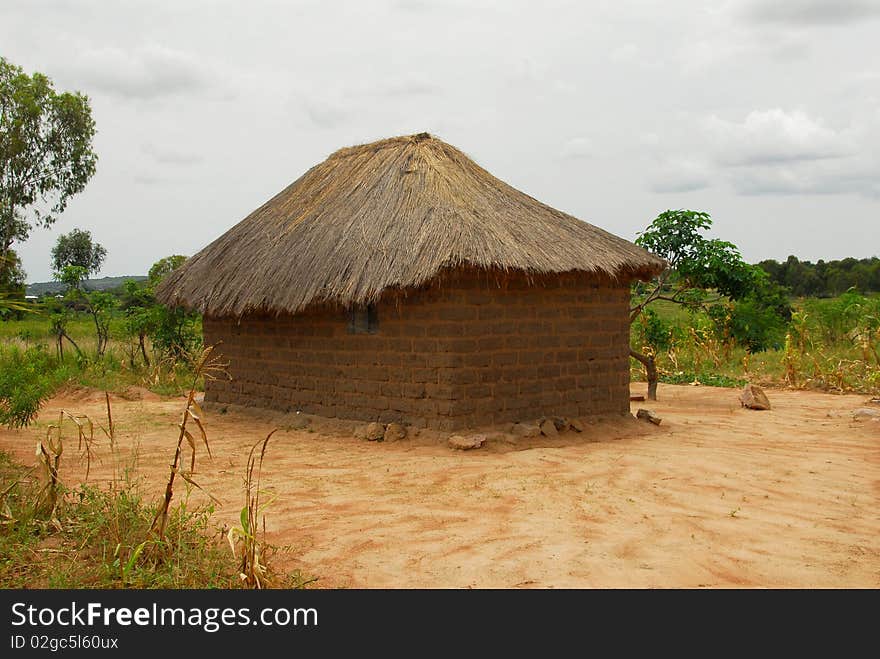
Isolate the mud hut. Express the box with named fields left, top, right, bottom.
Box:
left=157, top=133, right=665, bottom=430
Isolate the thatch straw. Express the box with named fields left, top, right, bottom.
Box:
left=157, top=133, right=665, bottom=316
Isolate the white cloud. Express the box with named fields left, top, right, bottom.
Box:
left=702, top=108, right=851, bottom=166
left=650, top=107, right=879, bottom=197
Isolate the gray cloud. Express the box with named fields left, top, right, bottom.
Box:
left=651, top=157, right=713, bottom=194
left=141, top=143, right=204, bottom=165
left=559, top=137, right=592, bottom=160
left=298, top=74, right=439, bottom=128
left=302, top=97, right=351, bottom=129
left=62, top=44, right=217, bottom=100
left=361, top=76, right=438, bottom=98
left=132, top=173, right=169, bottom=186
left=730, top=166, right=880, bottom=197
left=740, top=0, right=880, bottom=25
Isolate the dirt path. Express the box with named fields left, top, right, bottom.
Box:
left=2, top=384, right=878, bottom=588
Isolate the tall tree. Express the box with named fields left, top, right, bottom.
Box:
left=51, top=228, right=106, bottom=277
left=0, top=57, right=97, bottom=265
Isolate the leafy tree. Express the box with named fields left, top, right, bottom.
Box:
left=0, top=57, right=97, bottom=266
left=149, top=255, right=199, bottom=361
left=631, top=210, right=787, bottom=399
left=121, top=256, right=199, bottom=366
left=148, top=255, right=187, bottom=286
left=57, top=264, right=114, bottom=357
left=48, top=307, right=82, bottom=361
left=150, top=305, right=201, bottom=360
left=121, top=279, right=157, bottom=366
left=51, top=228, right=107, bottom=277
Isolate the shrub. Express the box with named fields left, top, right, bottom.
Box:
left=0, top=345, right=67, bottom=427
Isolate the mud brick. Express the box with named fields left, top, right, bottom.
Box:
left=202, top=271, right=633, bottom=429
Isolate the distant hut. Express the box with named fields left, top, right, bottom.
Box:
left=157, top=133, right=665, bottom=430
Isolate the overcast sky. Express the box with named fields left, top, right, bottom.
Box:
left=3, top=0, right=879, bottom=282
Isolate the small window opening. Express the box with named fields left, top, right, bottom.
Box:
left=348, top=303, right=379, bottom=334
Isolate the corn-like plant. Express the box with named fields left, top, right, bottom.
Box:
left=36, top=425, right=63, bottom=516
left=150, top=345, right=226, bottom=541
left=228, top=430, right=278, bottom=589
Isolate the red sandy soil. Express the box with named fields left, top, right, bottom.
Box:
left=1, top=384, right=878, bottom=588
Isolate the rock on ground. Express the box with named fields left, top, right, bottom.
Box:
left=539, top=419, right=558, bottom=437
left=852, top=408, right=880, bottom=421
left=552, top=417, right=569, bottom=431
left=383, top=423, right=407, bottom=441
left=636, top=409, right=662, bottom=425
left=121, top=386, right=161, bottom=402
left=511, top=423, right=540, bottom=439
left=569, top=418, right=585, bottom=433
left=287, top=415, right=309, bottom=430
left=448, top=434, right=486, bottom=450
left=355, top=422, right=386, bottom=441
left=740, top=384, right=771, bottom=410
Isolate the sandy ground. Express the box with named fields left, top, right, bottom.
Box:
left=1, top=383, right=878, bottom=589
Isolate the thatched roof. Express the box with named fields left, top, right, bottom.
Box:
left=157, top=133, right=665, bottom=316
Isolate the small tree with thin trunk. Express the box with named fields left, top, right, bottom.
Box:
left=51, top=228, right=106, bottom=277
left=52, top=229, right=112, bottom=356
left=630, top=210, right=759, bottom=400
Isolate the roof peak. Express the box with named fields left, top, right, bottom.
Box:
left=329, top=132, right=440, bottom=160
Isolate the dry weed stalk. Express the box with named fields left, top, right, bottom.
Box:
left=228, top=429, right=278, bottom=589
left=35, top=430, right=62, bottom=516
left=150, top=346, right=227, bottom=541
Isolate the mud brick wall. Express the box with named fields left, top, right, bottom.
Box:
left=203, top=268, right=631, bottom=430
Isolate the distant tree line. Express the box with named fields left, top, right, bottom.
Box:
left=757, top=256, right=880, bottom=298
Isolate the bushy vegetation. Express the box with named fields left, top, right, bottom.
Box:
left=759, top=256, right=880, bottom=297
left=632, top=292, right=880, bottom=394
left=628, top=209, right=878, bottom=397
left=0, top=344, right=72, bottom=427
left=630, top=210, right=793, bottom=398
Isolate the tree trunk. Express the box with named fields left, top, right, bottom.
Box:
left=139, top=333, right=150, bottom=367
left=630, top=348, right=659, bottom=401
left=62, top=331, right=82, bottom=357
